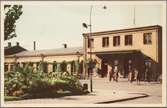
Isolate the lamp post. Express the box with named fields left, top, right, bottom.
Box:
left=76, top=51, right=81, bottom=78
left=82, top=5, right=107, bottom=92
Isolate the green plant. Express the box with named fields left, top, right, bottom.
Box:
left=4, top=63, right=41, bottom=96
left=27, top=71, right=83, bottom=94
left=5, top=62, right=86, bottom=99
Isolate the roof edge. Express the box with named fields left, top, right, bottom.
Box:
left=83, top=25, right=162, bottom=36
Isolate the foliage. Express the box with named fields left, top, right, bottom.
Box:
left=4, top=5, right=23, bottom=40
left=27, top=71, right=84, bottom=95
left=4, top=96, right=22, bottom=101
left=85, top=58, right=97, bottom=69
left=4, top=62, right=86, bottom=98
left=4, top=63, right=39, bottom=96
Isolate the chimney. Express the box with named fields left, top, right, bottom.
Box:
left=16, top=42, right=19, bottom=46
left=8, top=42, right=11, bottom=47
left=63, top=43, right=67, bottom=48
left=33, top=41, right=36, bottom=50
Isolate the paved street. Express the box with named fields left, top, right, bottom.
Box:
left=4, top=77, right=162, bottom=106
left=92, top=77, right=162, bottom=104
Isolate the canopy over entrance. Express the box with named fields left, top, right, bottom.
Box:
left=94, top=50, right=142, bottom=60
left=93, top=50, right=144, bottom=78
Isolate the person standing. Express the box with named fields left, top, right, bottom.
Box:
left=128, top=60, right=134, bottom=83
left=136, top=70, right=142, bottom=85
left=114, top=65, right=119, bottom=82
left=144, top=61, right=151, bottom=82
left=109, top=68, right=113, bottom=82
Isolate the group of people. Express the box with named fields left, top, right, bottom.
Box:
left=109, top=60, right=143, bottom=84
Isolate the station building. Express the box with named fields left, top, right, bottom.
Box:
left=4, top=25, right=162, bottom=81
left=83, top=25, right=162, bottom=81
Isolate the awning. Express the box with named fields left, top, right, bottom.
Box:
left=91, top=50, right=142, bottom=60
left=90, top=50, right=141, bottom=55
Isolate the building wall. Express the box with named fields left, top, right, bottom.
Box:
left=44, top=55, right=83, bottom=62
left=83, top=26, right=162, bottom=80
left=5, top=55, right=83, bottom=63
left=5, top=54, right=84, bottom=74
left=86, top=29, right=158, bottom=62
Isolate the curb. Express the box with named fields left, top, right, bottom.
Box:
left=95, top=93, right=149, bottom=104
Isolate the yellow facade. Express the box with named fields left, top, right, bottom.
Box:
left=83, top=25, right=162, bottom=80
left=84, top=28, right=160, bottom=62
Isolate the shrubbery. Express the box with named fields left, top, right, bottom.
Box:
left=4, top=63, right=87, bottom=99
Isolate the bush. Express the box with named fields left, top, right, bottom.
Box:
left=4, top=64, right=36, bottom=96
left=27, top=71, right=84, bottom=96
left=5, top=63, right=86, bottom=98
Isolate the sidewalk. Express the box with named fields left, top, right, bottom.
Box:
left=5, top=88, right=149, bottom=104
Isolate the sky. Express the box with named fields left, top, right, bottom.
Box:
left=4, top=3, right=163, bottom=50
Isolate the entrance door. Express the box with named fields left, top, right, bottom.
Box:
left=123, top=57, right=133, bottom=78
left=123, top=59, right=129, bottom=78
left=101, top=60, right=108, bottom=77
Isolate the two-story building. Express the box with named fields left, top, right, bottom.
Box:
left=83, top=25, right=162, bottom=81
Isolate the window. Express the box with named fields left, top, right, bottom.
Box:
left=10, top=64, right=14, bottom=71
left=42, top=62, right=48, bottom=73
left=22, top=62, right=26, bottom=68
left=125, top=35, right=132, bottom=46
left=53, top=62, right=57, bottom=72
left=4, top=64, right=8, bottom=72
left=88, top=38, right=94, bottom=48
left=143, top=33, right=152, bottom=44
left=113, top=36, right=120, bottom=46
left=36, top=62, right=40, bottom=70
left=102, top=37, right=109, bottom=47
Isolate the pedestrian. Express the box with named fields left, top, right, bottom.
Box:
left=109, top=69, right=113, bottom=82
left=136, top=70, right=142, bottom=85
left=115, top=70, right=119, bottom=82
left=127, top=60, right=134, bottom=83
left=128, top=71, right=133, bottom=83
left=113, top=65, right=119, bottom=82
left=134, top=68, right=138, bottom=80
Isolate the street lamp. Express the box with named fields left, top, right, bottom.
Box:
left=82, top=5, right=107, bottom=92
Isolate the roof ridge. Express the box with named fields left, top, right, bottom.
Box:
left=26, top=46, right=83, bottom=52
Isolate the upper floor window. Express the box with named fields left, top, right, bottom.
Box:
left=113, top=36, right=120, bottom=46
left=143, top=33, right=152, bottom=44
left=88, top=38, right=94, bottom=48
left=125, top=35, right=132, bottom=46
left=102, top=37, right=109, bottom=47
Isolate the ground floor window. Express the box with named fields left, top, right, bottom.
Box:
left=36, top=62, right=40, bottom=70
left=71, top=61, right=76, bottom=75
left=60, top=61, right=67, bottom=72
left=10, top=64, right=14, bottom=71
left=22, top=62, right=26, bottom=68
left=56, top=64, right=61, bottom=72
left=52, top=62, right=57, bottom=72
left=4, top=64, right=8, bottom=72
left=42, top=62, right=48, bottom=73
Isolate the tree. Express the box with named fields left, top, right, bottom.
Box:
left=4, top=5, right=23, bottom=40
